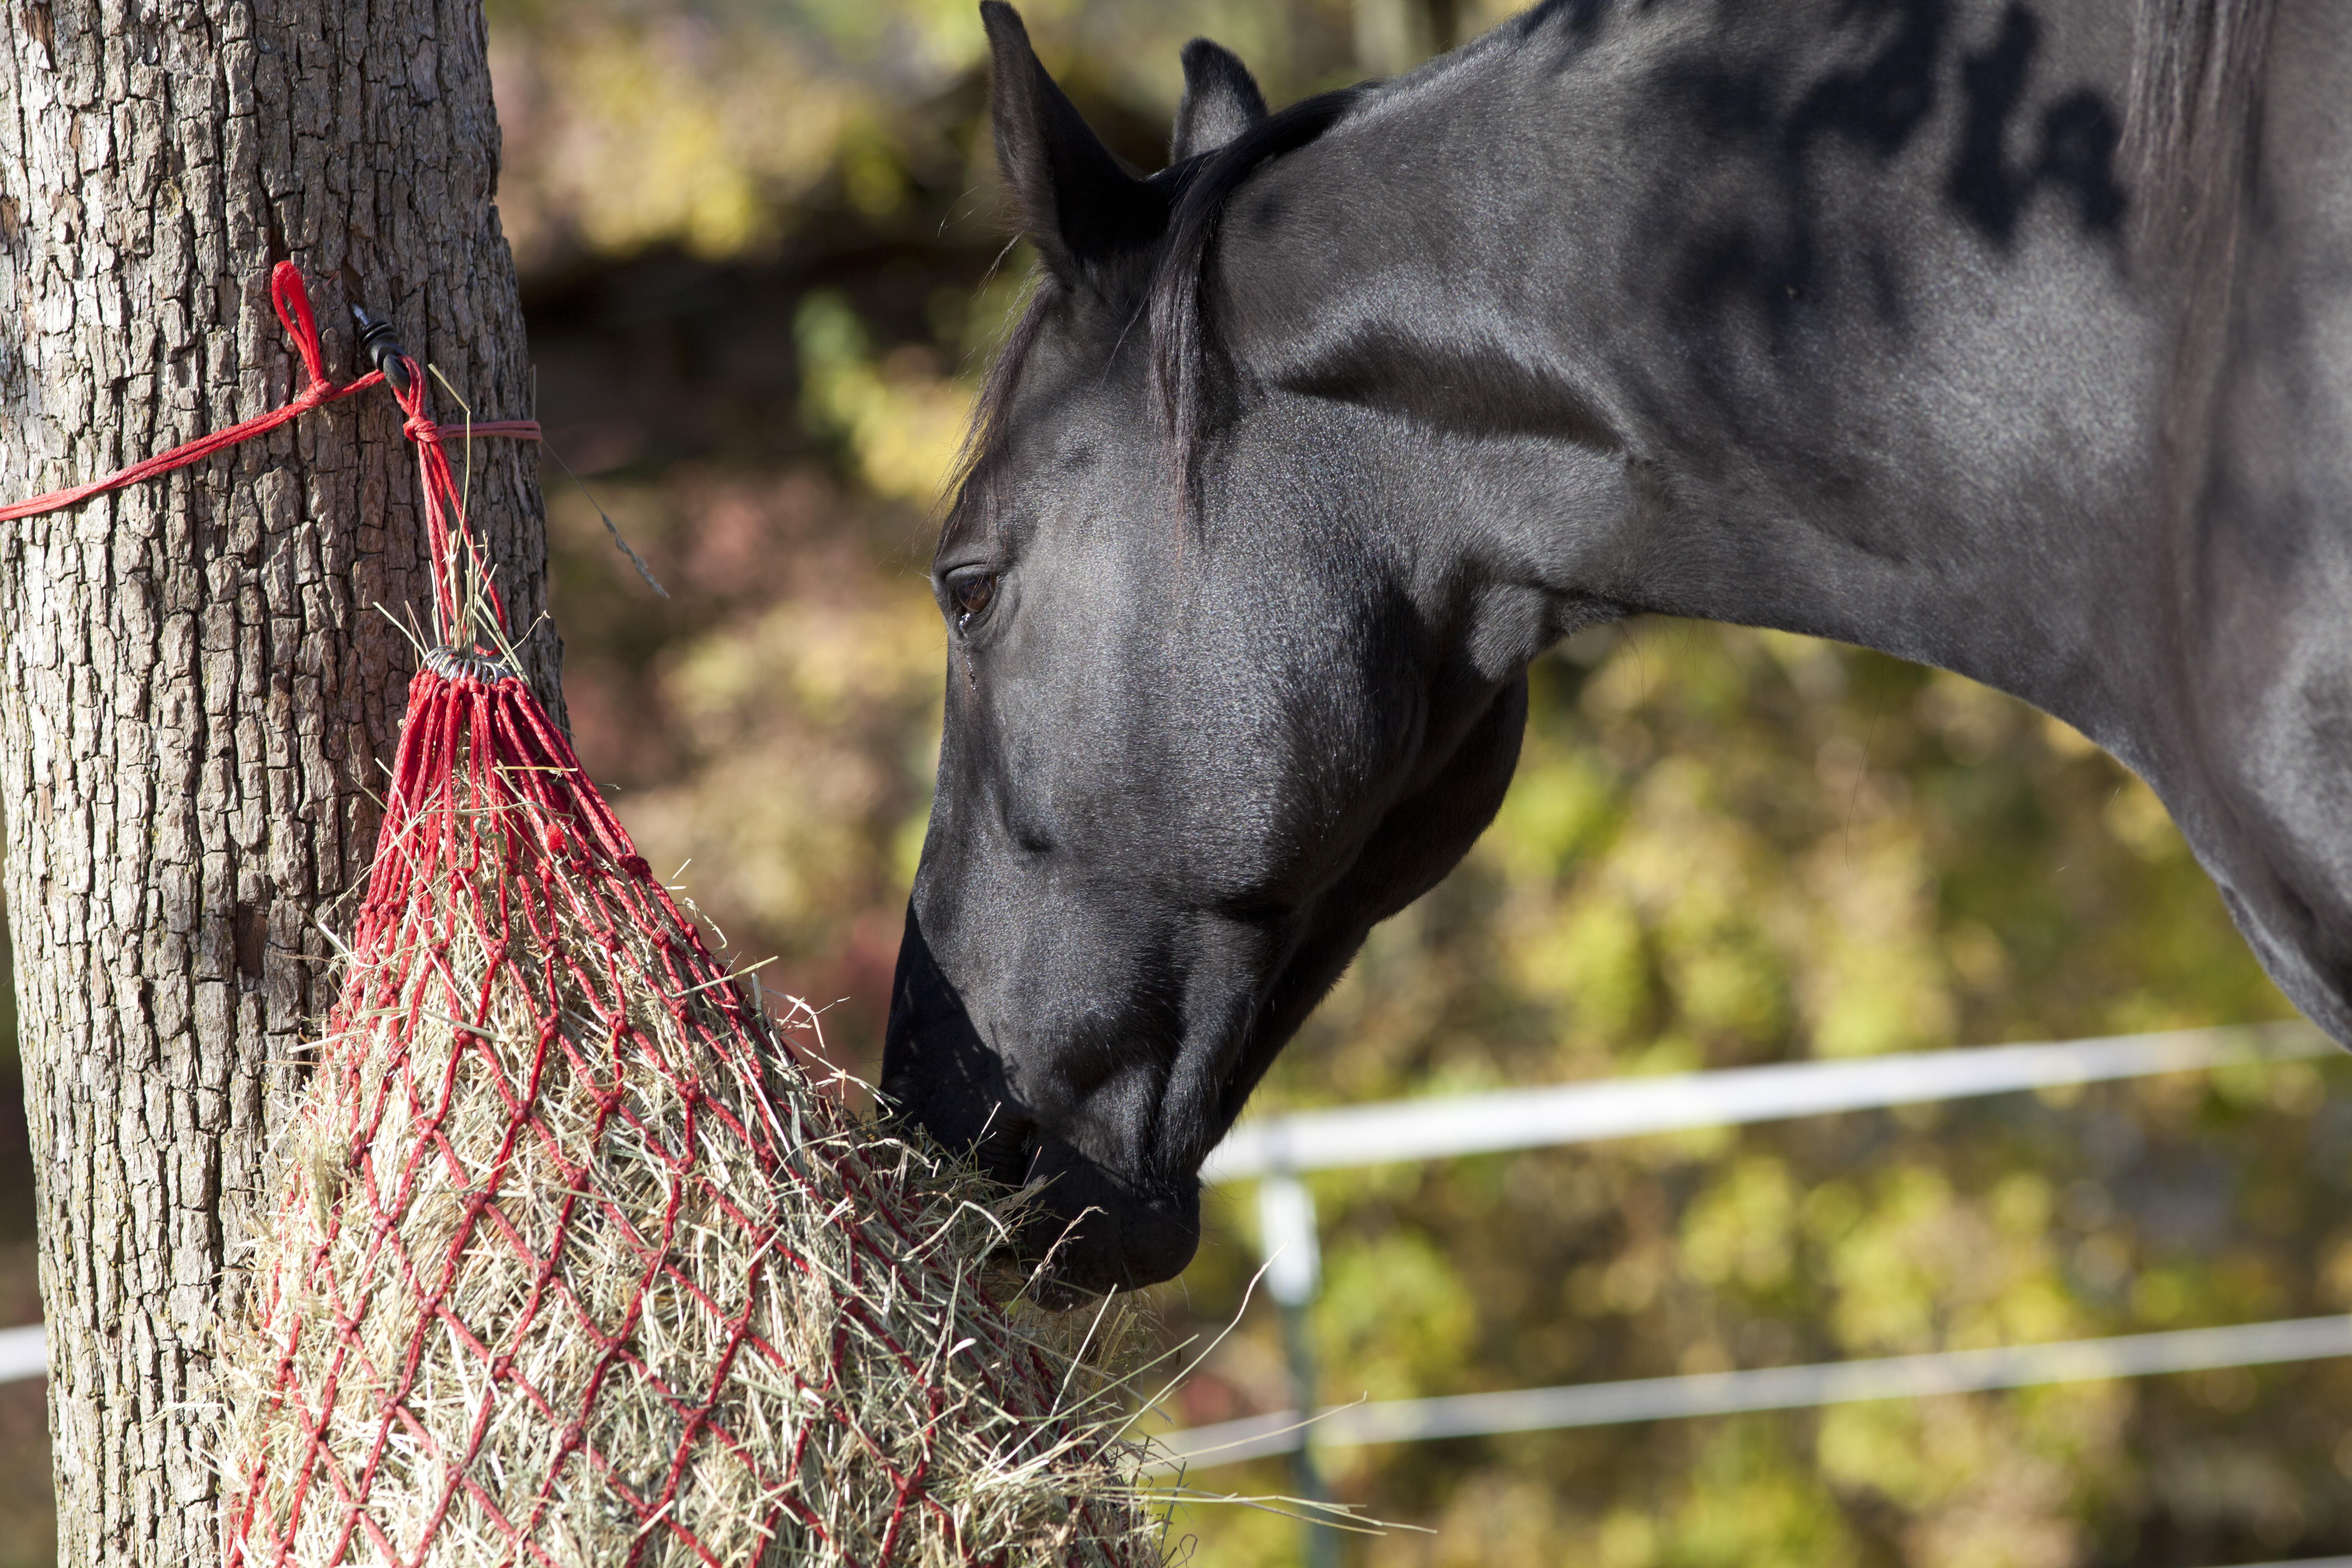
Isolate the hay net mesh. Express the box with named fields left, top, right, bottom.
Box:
left=215, top=266, right=1165, bottom=1567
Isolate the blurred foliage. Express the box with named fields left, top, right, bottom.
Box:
left=1, top=3, right=2346, bottom=1567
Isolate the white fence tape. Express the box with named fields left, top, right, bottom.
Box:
left=0, top=1025, right=2337, bottom=1390
left=1154, top=1313, right=2352, bottom=1471
left=1202, top=1022, right=2331, bottom=1183
left=0, top=1324, right=43, bottom=1385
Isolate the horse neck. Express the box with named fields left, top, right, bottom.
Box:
left=1214, top=0, right=2274, bottom=790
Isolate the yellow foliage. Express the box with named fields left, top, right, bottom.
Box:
left=619, top=582, right=942, bottom=970
left=797, top=291, right=976, bottom=503
left=1313, top=1231, right=1480, bottom=1403
left=1799, top=817, right=1956, bottom=1058
left=490, top=12, right=859, bottom=264
left=1681, top=1156, right=1798, bottom=1294
left=1663, top=1424, right=1866, bottom=1568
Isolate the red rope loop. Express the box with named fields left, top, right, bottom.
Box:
left=268, top=260, right=333, bottom=404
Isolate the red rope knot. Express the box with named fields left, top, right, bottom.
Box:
left=402, top=411, right=441, bottom=446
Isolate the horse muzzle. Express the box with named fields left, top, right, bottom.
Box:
left=1011, top=1135, right=1203, bottom=1303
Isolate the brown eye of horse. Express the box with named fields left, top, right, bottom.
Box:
left=949, top=571, right=997, bottom=626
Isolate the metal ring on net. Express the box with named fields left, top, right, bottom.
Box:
left=422, top=644, right=521, bottom=684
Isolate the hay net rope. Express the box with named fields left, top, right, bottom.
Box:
left=9, top=263, right=1166, bottom=1566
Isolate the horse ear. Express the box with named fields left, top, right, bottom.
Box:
left=1170, top=39, right=1267, bottom=162
left=982, top=2, right=1161, bottom=283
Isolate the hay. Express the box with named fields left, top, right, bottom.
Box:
left=220, top=664, right=1168, bottom=1567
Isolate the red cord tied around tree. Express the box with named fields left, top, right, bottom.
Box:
left=0, top=264, right=1166, bottom=1565
left=6, top=260, right=1161, bottom=1566
left=0, top=262, right=541, bottom=570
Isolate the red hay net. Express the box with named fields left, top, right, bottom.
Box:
left=8, top=264, right=1160, bottom=1567
left=224, top=647, right=1150, bottom=1565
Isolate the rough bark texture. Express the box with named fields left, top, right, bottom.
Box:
left=0, top=1, right=558, bottom=1559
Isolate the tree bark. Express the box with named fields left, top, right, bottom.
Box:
left=0, top=1, right=558, bottom=1559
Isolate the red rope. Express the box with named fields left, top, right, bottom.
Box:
left=0, top=263, right=542, bottom=632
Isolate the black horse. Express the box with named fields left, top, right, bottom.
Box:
left=883, top=0, right=2350, bottom=1297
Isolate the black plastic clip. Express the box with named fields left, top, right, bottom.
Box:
left=350, top=302, right=413, bottom=396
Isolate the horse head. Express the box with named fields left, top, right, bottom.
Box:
left=884, top=0, right=2352, bottom=1299
left=881, top=4, right=1595, bottom=1297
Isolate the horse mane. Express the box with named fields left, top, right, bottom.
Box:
left=944, top=0, right=2275, bottom=544
left=1124, top=0, right=2281, bottom=506
left=939, top=87, right=1364, bottom=545
left=1146, top=87, right=1367, bottom=504
left=2125, top=0, right=2277, bottom=242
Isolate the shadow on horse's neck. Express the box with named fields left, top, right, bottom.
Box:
left=1192, top=0, right=2273, bottom=793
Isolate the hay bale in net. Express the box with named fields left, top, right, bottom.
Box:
left=213, top=285, right=1166, bottom=1565
left=222, top=651, right=1163, bottom=1567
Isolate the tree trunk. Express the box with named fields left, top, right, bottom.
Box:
left=0, top=2, right=558, bottom=1559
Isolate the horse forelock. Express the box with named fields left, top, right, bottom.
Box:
left=944, top=86, right=1366, bottom=552
left=1146, top=87, right=1367, bottom=507
left=939, top=269, right=1058, bottom=561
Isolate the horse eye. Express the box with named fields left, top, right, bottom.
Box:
left=948, top=571, right=998, bottom=627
